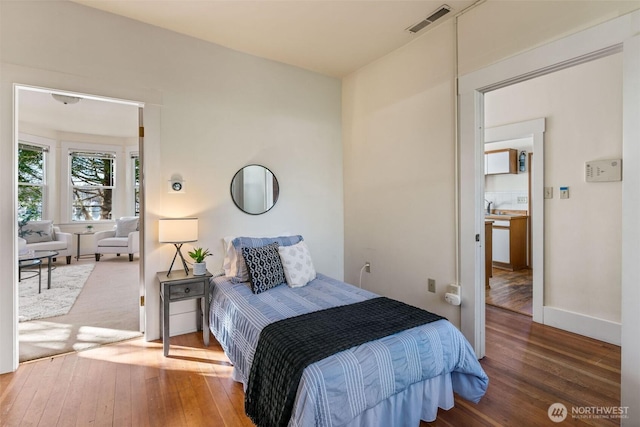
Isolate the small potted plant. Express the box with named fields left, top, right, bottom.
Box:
left=188, top=247, right=211, bottom=276
left=86, top=224, right=94, bottom=233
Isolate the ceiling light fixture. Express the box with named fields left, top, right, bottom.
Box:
left=51, top=93, right=82, bottom=105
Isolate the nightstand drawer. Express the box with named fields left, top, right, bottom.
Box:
left=168, top=281, right=204, bottom=300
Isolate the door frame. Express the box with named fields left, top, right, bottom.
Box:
left=458, top=7, right=637, bottom=359
left=13, top=84, right=146, bottom=347
left=457, top=10, right=640, bottom=418
left=484, top=119, right=545, bottom=323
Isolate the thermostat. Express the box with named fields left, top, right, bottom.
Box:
left=585, top=159, right=622, bottom=182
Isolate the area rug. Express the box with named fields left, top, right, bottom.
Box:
left=19, top=263, right=95, bottom=322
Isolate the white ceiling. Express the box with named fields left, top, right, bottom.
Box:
left=73, top=0, right=476, bottom=78
left=19, top=89, right=140, bottom=138
left=20, top=0, right=476, bottom=138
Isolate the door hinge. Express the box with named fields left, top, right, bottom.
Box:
left=140, top=295, right=145, bottom=307
left=139, top=126, right=144, bottom=138
left=475, top=234, right=480, bottom=242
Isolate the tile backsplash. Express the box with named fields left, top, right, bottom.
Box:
left=485, top=191, right=528, bottom=211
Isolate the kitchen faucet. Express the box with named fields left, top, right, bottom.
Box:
left=485, top=199, right=493, bottom=215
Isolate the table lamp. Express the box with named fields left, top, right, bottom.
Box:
left=158, top=217, right=198, bottom=276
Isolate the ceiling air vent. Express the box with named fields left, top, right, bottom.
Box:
left=406, top=5, right=451, bottom=34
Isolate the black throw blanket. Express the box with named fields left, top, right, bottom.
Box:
left=245, top=297, right=445, bottom=427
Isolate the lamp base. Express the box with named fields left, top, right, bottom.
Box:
left=167, top=243, right=190, bottom=276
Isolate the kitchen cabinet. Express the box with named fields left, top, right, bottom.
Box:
left=487, top=215, right=527, bottom=271
left=485, top=149, right=518, bottom=175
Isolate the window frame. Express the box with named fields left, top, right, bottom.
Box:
left=17, top=134, right=55, bottom=222
left=130, top=152, right=140, bottom=217
left=61, top=141, right=124, bottom=223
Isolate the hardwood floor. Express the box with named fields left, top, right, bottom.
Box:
left=1, top=307, right=620, bottom=426
left=486, top=268, right=532, bottom=316
left=425, top=306, right=621, bottom=426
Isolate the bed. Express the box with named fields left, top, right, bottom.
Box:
left=209, top=236, right=488, bottom=427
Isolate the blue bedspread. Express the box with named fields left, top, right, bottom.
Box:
left=209, top=273, right=488, bottom=426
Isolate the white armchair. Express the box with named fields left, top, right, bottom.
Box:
left=19, top=221, right=72, bottom=264
left=93, top=217, right=140, bottom=262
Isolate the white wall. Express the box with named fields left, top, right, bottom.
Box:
left=485, top=54, right=623, bottom=325
left=342, top=21, right=459, bottom=322
left=0, top=1, right=343, bottom=373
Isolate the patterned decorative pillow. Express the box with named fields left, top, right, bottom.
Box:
left=242, top=242, right=286, bottom=294
left=278, top=241, right=316, bottom=288
left=19, top=220, right=55, bottom=244
left=115, top=217, right=139, bottom=237
left=231, top=235, right=303, bottom=283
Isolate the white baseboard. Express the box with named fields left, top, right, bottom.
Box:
left=543, top=306, right=621, bottom=346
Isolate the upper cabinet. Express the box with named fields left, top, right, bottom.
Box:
left=485, top=148, right=518, bottom=175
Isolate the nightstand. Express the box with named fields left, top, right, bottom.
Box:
left=157, top=269, right=213, bottom=356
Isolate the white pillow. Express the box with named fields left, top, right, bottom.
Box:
left=19, top=220, right=55, bottom=244
left=115, top=217, right=139, bottom=237
left=278, top=241, right=316, bottom=288
left=222, top=236, right=236, bottom=276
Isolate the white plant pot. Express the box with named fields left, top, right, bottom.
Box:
left=193, top=262, right=207, bottom=276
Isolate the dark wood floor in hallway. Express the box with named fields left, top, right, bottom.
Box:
left=425, top=305, right=621, bottom=426
left=1, top=306, right=621, bottom=426
left=486, top=267, right=533, bottom=316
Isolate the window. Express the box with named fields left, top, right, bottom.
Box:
left=70, top=151, right=115, bottom=221
left=18, top=143, right=47, bottom=222
left=132, top=153, right=140, bottom=216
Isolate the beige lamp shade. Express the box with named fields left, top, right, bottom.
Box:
left=158, top=218, right=198, bottom=243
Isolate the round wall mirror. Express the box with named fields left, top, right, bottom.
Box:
left=230, top=164, right=280, bottom=215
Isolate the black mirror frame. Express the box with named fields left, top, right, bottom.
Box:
left=230, top=164, right=280, bottom=215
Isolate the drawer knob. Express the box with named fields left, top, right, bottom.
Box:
left=185, top=287, right=190, bottom=293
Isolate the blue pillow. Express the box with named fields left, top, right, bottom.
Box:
left=231, top=235, right=302, bottom=283
left=242, top=242, right=286, bottom=294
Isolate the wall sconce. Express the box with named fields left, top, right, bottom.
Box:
left=158, top=218, right=198, bottom=276
left=168, top=174, right=185, bottom=193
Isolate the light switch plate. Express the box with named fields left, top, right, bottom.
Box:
left=544, top=187, right=553, bottom=199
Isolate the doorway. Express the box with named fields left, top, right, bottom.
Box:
left=15, top=86, right=144, bottom=361
left=459, top=15, right=637, bottom=364
left=482, top=121, right=544, bottom=321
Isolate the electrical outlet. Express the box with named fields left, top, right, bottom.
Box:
left=447, top=284, right=460, bottom=295
left=517, top=196, right=528, bottom=204
left=365, top=262, right=371, bottom=273
left=428, top=278, right=436, bottom=293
